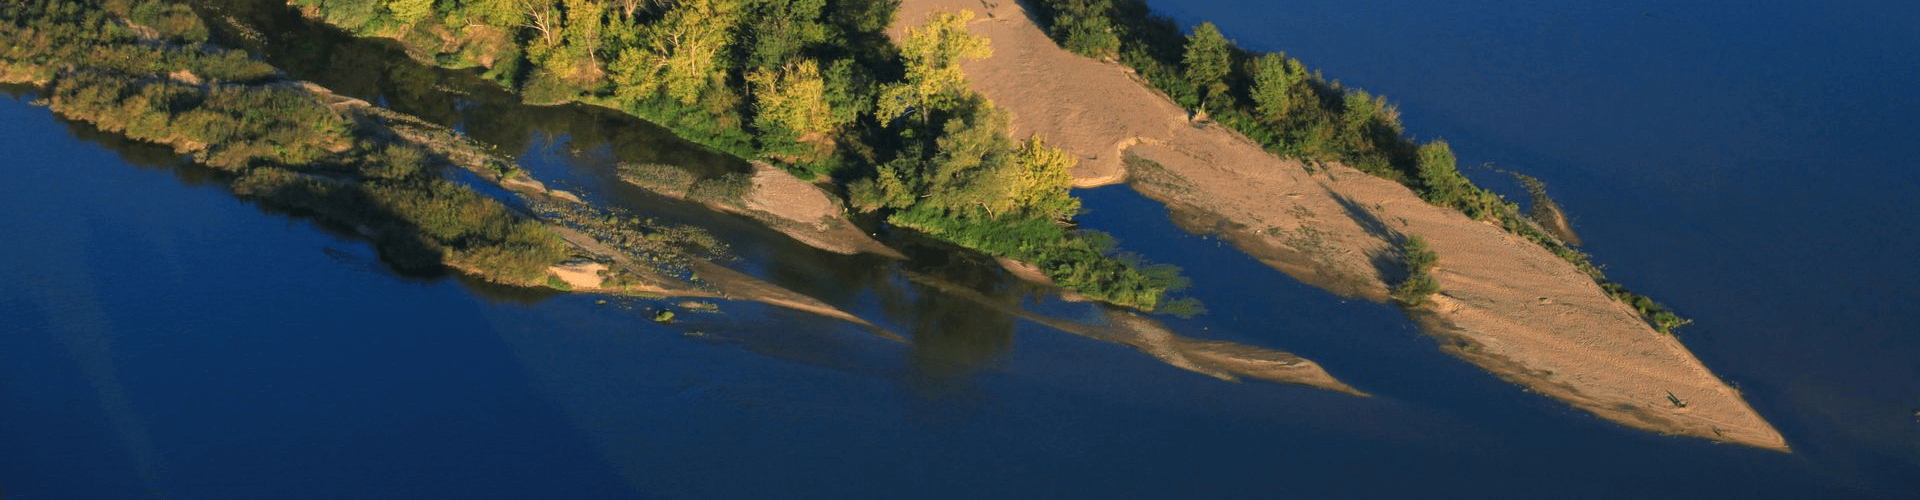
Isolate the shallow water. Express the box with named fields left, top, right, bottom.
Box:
left=2, top=0, right=1916, bottom=498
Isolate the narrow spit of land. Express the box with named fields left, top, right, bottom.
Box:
left=890, top=0, right=1785, bottom=450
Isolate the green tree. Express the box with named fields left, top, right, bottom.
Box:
left=1012, top=137, right=1081, bottom=222
left=513, top=0, right=563, bottom=47
left=1182, top=22, right=1230, bottom=112
left=1250, top=53, right=1305, bottom=121
left=747, top=59, right=834, bottom=137
left=545, top=0, right=608, bottom=85
left=856, top=96, right=1018, bottom=218
left=741, top=0, right=831, bottom=71
left=1415, top=139, right=1467, bottom=205
left=923, top=97, right=1018, bottom=218
left=877, top=9, right=992, bottom=125
left=747, top=58, right=845, bottom=164
left=1049, top=0, right=1118, bottom=59
left=609, top=0, right=743, bottom=104
left=386, top=0, right=436, bottom=25
left=611, top=0, right=663, bottom=20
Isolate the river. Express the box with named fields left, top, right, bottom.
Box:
left=1, top=0, right=1914, bottom=498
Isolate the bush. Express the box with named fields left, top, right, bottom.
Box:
left=1392, top=235, right=1440, bottom=306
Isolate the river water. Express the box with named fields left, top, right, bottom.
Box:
left=2, top=0, right=1915, bottom=498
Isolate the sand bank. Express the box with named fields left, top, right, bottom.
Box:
left=906, top=272, right=1365, bottom=396
left=620, top=160, right=903, bottom=258
left=892, top=0, right=1784, bottom=450
left=312, top=85, right=889, bottom=332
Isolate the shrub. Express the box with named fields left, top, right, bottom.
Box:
left=1392, top=235, right=1441, bottom=306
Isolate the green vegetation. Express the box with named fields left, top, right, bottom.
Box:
left=1, top=0, right=574, bottom=286
left=293, top=1, right=1195, bottom=313
left=294, top=0, right=897, bottom=177
left=617, top=162, right=751, bottom=207
left=877, top=9, right=990, bottom=126
left=1391, top=235, right=1440, bottom=307
left=1027, top=0, right=1690, bottom=331
left=1046, top=0, right=1119, bottom=60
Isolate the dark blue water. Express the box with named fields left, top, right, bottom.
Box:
left=1152, top=0, right=1920, bottom=492
left=4, top=0, right=1917, bottom=498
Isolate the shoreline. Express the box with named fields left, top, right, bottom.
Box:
left=307, top=84, right=894, bottom=332
left=905, top=272, right=1367, bottom=397
left=892, top=0, right=1786, bottom=450
left=0, top=13, right=886, bottom=333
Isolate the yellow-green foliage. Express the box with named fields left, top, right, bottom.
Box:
left=1012, top=137, right=1081, bottom=223
left=859, top=93, right=1185, bottom=312
left=386, top=0, right=437, bottom=25
left=878, top=9, right=992, bottom=124
left=747, top=60, right=833, bottom=137
left=609, top=0, right=742, bottom=105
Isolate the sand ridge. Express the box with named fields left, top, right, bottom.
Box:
left=338, top=88, right=891, bottom=334
left=905, top=272, right=1367, bottom=396
left=734, top=161, right=905, bottom=258
left=892, top=0, right=1786, bottom=450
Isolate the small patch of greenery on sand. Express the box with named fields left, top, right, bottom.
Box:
left=1391, top=235, right=1440, bottom=307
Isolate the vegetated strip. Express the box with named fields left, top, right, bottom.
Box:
left=0, top=0, right=707, bottom=292
left=1023, top=0, right=1686, bottom=332
left=289, top=0, right=1197, bottom=313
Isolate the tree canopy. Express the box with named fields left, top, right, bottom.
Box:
left=610, top=0, right=743, bottom=104
left=1182, top=21, right=1230, bottom=112
left=877, top=9, right=991, bottom=125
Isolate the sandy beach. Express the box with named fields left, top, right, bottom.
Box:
left=891, top=0, right=1786, bottom=450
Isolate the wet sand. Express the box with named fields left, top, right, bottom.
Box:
left=905, top=272, right=1366, bottom=396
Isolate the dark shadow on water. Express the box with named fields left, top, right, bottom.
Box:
left=6, top=84, right=557, bottom=305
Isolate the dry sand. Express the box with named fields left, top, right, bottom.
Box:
left=621, top=161, right=904, bottom=258
left=547, top=261, right=610, bottom=289
left=734, top=162, right=904, bottom=258
left=893, top=0, right=1786, bottom=450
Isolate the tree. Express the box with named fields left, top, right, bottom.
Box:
left=877, top=9, right=991, bottom=125
left=1012, top=136, right=1080, bottom=222
left=1182, top=22, right=1230, bottom=112
left=609, top=0, right=743, bottom=104
left=740, top=0, right=831, bottom=71
left=856, top=96, right=1017, bottom=218
left=923, top=96, right=1017, bottom=218
left=611, top=0, right=664, bottom=20
left=1415, top=139, right=1468, bottom=206
left=386, top=0, right=436, bottom=25
left=1050, top=0, right=1118, bottom=59
left=518, top=0, right=563, bottom=48
left=748, top=58, right=843, bottom=163
left=1250, top=52, right=1306, bottom=121
left=547, top=0, right=608, bottom=84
